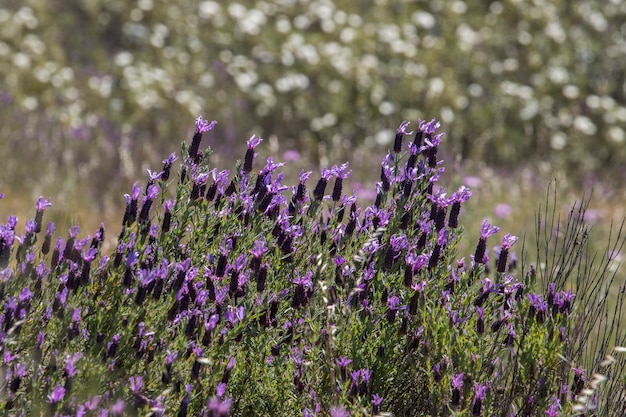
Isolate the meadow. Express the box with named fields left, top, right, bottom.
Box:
left=0, top=0, right=625, bottom=415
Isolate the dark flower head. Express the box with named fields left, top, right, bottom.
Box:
left=394, top=121, right=413, bottom=153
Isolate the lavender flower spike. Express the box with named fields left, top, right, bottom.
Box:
left=472, top=383, right=487, bottom=416
left=448, top=186, right=471, bottom=228
left=34, top=196, right=52, bottom=233
left=243, top=135, right=263, bottom=173
left=161, top=152, right=177, bottom=181
left=394, top=120, right=413, bottom=153
left=189, top=115, right=217, bottom=159
left=452, top=372, right=464, bottom=405
left=474, top=219, right=500, bottom=266
left=331, top=162, right=351, bottom=202
left=496, top=233, right=518, bottom=273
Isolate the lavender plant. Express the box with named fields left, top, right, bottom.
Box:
left=0, top=117, right=623, bottom=416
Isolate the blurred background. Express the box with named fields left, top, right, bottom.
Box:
left=0, top=0, right=624, bottom=264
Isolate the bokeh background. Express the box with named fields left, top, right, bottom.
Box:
left=1, top=0, right=624, bottom=268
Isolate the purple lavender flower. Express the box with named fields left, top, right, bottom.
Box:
left=160, top=199, right=174, bottom=233
left=47, top=384, right=65, bottom=404
left=337, top=356, right=352, bottom=381
left=330, top=405, right=349, bottom=417
left=138, top=185, right=159, bottom=225
left=379, top=157, right=393, bottom=193
left=214, top=382, right=227, bottom=398
left=555, top=288, right=575, bottom=316
left=111, top=399, right=125, bottom=415
left=293, top=169, right=313, bottom=204
left=475, top=306, right=485, bottom=334
left=545, top=395, right=560, bottom=417
left=34, top=196, right=52, bottom=233
left=421, top=121, right=444, bottom=167
left=503, top=323, right=516, bottom=346
left=313, top=167, right=333, bottom=201
left=128, top=375, right=142, bottom=393
left=433, top=363, right=442, bottom=383
left=451, top=372, right=464, bottom=405
left=474, top=219, right=500, bottom=266
left=123, top=182, right=141, bottom=227
left=161, top=152, right=177, bottom=181
left=394, top=120, right=413, bottom=153
left=386, top=295, right=401, bottom=323
left=35, top=196, right=52, bottom=211
left=207, top=395, right=232, bottom=417
left=572, top=367, right=585, bottom=395
left=41, top=221, right=55, bottom=255
left=479, top=219, right=500, bottom=239
left=146, top=168, right=163, bottom=184
left=64, top=352, right=82, bottom=378
left=472, top=383, right=487, bottom=416
left=496, top=234, right=519, bottom=273
left=9, top=362, right=27, bottom=392
left=448, top=186, right=471, bottom=228
left=243, top=135, right=263, bottom=173
left=249, top=238, right=268, bottom=264
left=189, top=116, right=217, bottom=159
left=291, top=270, right=313, bottom=308
left=331, top=163, right=351, bottom=202
left=219, top=356, right=235, bottom=384
left=372, top=393, right=384, bottom=414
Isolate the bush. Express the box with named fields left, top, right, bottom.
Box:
left=0, top=116, right=624, bottom=416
